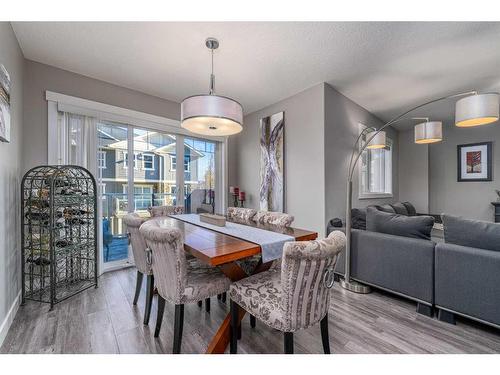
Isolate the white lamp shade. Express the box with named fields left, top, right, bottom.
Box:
left=455, top=93, right=499, bottom=127
left=414, top=121, right=443, bottom=144
left=366, top=131, right=386, bottom=149
left=181, top=95, right=243, bottom=136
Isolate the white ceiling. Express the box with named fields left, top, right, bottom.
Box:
left=12, top=22, right=500, bottom=128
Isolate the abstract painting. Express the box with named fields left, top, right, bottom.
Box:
left=457, top=142, right=492, bottom=182
left=0, top=64, right=11, bottom=143
left=259, top=111, right=284, bottom=212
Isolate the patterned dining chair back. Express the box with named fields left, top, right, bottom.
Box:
left=148, top=205, right=185, bottom=217
left=139, top=219, right=188, bottom=304
left=226, top=207, right=257, bottom=222
left=254, top=211, right=294, bottom=227
left=123, top=213, right=150, bottom=275
left=280, top=230, right=345, bottom=331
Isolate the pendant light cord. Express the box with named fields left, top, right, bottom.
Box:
left=209, top=48, right=215, bottom=95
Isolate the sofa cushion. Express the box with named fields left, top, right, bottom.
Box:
left=401, top=202, right=417, bottom=216
left=442, top=214, right=500, bottom=252
left=390, top=202, right=409, bottom=215
left=376, top=204, right=396, bottom=213
left=366, top=207, right=434, bottom=240
left=351, top=208, right=367, bottom=230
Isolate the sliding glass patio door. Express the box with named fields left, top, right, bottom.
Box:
left=54, top=109, right=224, bottom=273
left=97, top=122, right=182, bottom=270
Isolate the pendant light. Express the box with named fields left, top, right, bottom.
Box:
left=366, top=130, right=387, bottom=149
left=414, top=121, right=443, bottom=144
left=455, top=93, right=499, bottom=127
left=181, top=38, right=243, bottom=136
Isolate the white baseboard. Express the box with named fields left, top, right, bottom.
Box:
left=0, top=290, right=21, bottom=348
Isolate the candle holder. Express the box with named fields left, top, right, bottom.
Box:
left=238, top=191, right=246, bottom=207
left=231, top=187, right=240, bottom=207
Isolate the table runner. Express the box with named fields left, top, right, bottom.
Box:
left=173, top=214, right=294, bottom=262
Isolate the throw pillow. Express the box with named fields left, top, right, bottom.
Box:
left=442, top=214, right=500, bottom=252
left=366, top=207, right=434, bottom=240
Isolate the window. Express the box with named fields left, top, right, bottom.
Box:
left=123, top=184, right=153, bottom=210
left=142, top=153, right=155, bottom=170
left=124, top=152, right=137, bottom=169
left=359, top=126, right=393, bottom=198
left=169, top=185, right=189, bottom=196
left=170, top=155, right=190, bottom=172
left=97, top=150, right=106, bottom=169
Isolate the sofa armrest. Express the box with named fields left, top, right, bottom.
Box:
left=335, top=229, right=435, bottom=304
left=435, top=243, right=500, bottom=326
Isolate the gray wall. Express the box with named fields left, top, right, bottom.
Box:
left=429, top=122, right=500, bottom=221
left=0, top=23, right=24, bottom=343
left=23, top=60, right=180, bottom=172
left=230, top=83, right=326, bottom=236
left=324, top=83, right=399, bottom=225
left=229, top=82, right=399, bottom=237
left=398, top=128, right=429, bottom=213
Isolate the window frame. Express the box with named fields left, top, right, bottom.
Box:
left=170, top=155, right=190, bottom=172
left=97, top=150, right=107, bottom=169
left=123, top=151, right=138, bottom=170
left=142, top=153, right=155, bottom=171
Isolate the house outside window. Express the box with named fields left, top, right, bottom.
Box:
left=123, top=152, right=138, bottom=169
left=170, top=155, right=190, bottom=172
left=97, top=150, right=106, bottom=169
left=359, top=125, right=393, bottom=198
left=123, top=184, right=153, bottom=210
left=142, top=153, right=155, bottom=170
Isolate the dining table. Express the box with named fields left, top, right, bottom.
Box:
left=157, top=215, right=318, bottom=354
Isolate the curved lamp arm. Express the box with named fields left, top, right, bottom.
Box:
left=342, top=89, right=478, bottom=291
left=347, top=90, right=477, bottom=181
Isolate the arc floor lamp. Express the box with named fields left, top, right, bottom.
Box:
left=341, top=91, right=500, bottom=293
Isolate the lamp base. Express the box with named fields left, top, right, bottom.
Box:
left=340, top=278, right=371, bottom=294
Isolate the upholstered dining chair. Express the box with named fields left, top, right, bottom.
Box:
left=229, top=230, right=346, bottom=354
left=123, top=213, right=154, bottom=325
left=140, top=218, right=232, bottom=354
left=148, top=204, right=217, bottom=309
left=148, top=205, right=185, bottom=217
left=253, top=210, right=295, bottom=227
left=226, top=206, right=257, bottom=222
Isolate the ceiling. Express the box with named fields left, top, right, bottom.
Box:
left=12, top=22, right=500, bottom=129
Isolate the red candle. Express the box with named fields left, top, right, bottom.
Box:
left=239, top=191, right=245, bottom=201
left=233, top=187, right=239, bottom=196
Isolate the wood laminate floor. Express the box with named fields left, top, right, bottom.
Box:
left=2, top=267, right=500, bottom=354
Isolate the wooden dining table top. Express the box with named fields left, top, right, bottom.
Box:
left=149, top=216, right=318, bottom=266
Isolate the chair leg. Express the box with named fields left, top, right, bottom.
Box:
left=230, top=300, right=238, bottom=354
left=205, top=298, right=210, bottom=312
left=144, top=274, right=154, bottom=325
left=154, top=295, right=165, bottom=337
left=320, top=315, right=330, bottom=354
left=197, top=300, right=202, bottom=307
left=284, top=332, right=294, bottom=354
left=133, top=271, right=143, bottom=305
left=221, top=292, right=227, bottom=303
left=173, top=304, right=184, bottom=354
left=250, top=314, right=256, bottom=328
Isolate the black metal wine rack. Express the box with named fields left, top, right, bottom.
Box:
left=21, top=165, right=98, bottom=309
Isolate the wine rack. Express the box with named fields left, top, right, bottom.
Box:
left=21, top=165, right=98, bottom=309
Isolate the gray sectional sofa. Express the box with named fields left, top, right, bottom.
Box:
left=330, top=204, right=500, bottom=329
left=434, top=215, right=500, bottom=328
left=335, top=229, right=435, bottom=315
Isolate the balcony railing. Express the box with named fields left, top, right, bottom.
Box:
left=101, top=190, right=215, bottom=219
